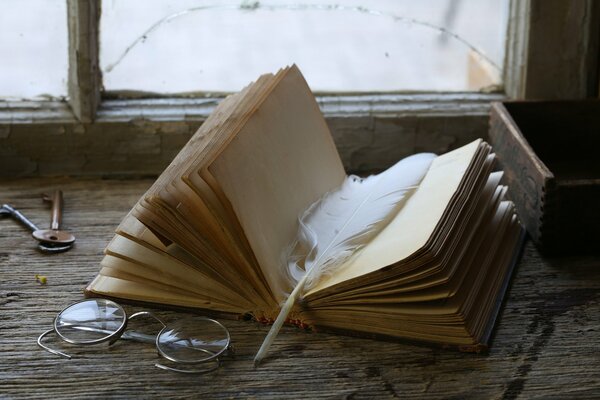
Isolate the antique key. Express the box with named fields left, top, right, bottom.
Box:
left=32, top=190, right=76, bottom=246
left=1, top=203, right=73, bottom=253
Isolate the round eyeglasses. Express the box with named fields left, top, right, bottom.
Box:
left=37, top=298, right=233, bottom=374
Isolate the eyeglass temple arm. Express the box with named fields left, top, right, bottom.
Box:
left=38, top=311, right=166, bottom=358
left=37, top=328, right=162, bottom=360
left=37, top=329, right=72, bottom=359
left=38, top=327, right=225, bottom=374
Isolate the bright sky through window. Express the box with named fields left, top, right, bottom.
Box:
left=0, top=0, right=68, bottom=100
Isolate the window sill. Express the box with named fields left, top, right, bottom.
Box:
left=0, top=93, right=504, bottom=177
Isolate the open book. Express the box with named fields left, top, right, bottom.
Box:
left=87, top=65, right=524, bottom=352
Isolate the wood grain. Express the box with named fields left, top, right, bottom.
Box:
left=1, top=178, right=599, bottom=399
left=490, top=101, right=600, bottom=255
left=67, top=0, right=101, bottom=123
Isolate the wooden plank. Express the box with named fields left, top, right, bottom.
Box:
left=0, top=93, right=499, bottom=177
left=1, top=93, right=503, bottom=124
left=503, top=0, right=531, bottom=99
left=526, top=0, right=600, bottom=99
left=67, top=0, right=101, bottom=122
left=0, top=178, right=599, bottom=399
left=506, top=0, right=600, bottom=100
left=488, top=102, right=552, bottom=244
left=0, top=110, right=492, bottom=178
left=490, top=100, right=600, bottom=254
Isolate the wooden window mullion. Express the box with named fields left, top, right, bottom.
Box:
left=67, top=0, right=101, bottom=122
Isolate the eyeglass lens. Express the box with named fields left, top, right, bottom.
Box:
left=55, top=299, right=126, bottom=343
left=157, top=317, right=230, bottom=363
left=45, top=298, right=231, bottom=372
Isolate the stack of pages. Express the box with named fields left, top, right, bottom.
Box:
left=87, top=65, right=524, bottom=351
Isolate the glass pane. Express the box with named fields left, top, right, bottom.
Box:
left=0, top=0, right=68, bottom=100
left=100, top=0, right=508, bottom=94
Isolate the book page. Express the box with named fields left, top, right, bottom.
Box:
left=308, top=140, right=482, bottom=294
left=305, top=172, right=504, bottom=307
left=209, top=66, right=346, bottom=301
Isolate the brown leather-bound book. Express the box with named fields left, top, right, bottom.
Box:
left=86, top=65, right=524, bottom=352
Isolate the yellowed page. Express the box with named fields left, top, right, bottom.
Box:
left=209, top=66, right=346, bottom=301
left=308, top=139, right=482, bottom=294
left=105, top=234, right=247, bottom=299
left=117, top=213, right=169, bottom=251
left=87, top=275, right=242, bottom=313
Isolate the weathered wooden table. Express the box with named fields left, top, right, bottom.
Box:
left=1, top=178, right=599, bottom=399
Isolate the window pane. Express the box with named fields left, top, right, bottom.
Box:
left=100, top=0, right=508, bottom=94
left=0, top=0, right=68, bottom=100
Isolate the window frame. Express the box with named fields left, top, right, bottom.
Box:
left=3, top=0, right=597, bottom=122
left=0, top=0, right=598, bottom=176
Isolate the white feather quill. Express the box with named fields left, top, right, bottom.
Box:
left=254, top=152, right=436, bottom=365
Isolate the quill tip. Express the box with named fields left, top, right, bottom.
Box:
left=253, top=354, right=266, bottom=368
